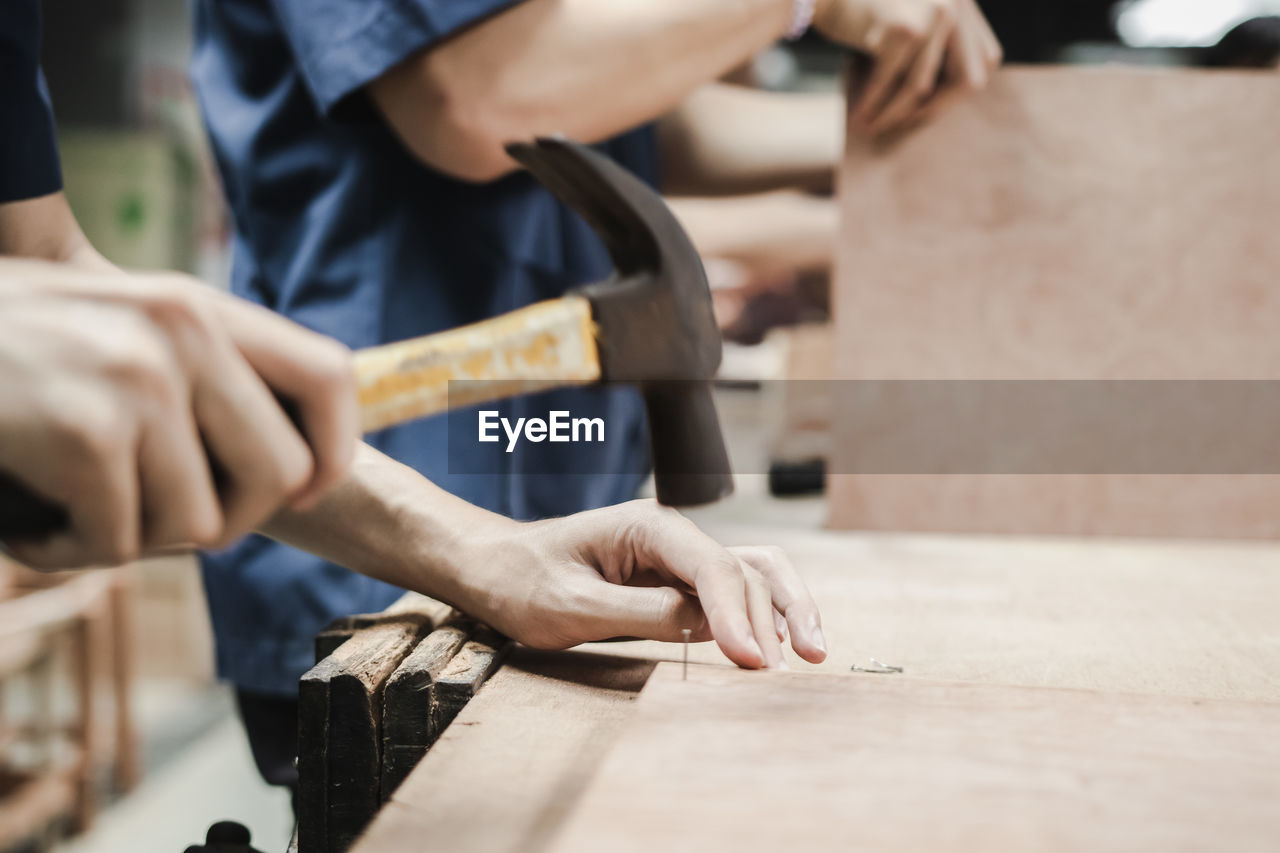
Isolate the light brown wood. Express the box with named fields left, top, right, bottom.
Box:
left=356, top=650, right=655, bottom=853
left=351, top=525, right=1280, bottom=853
left=766, top=323, right=833, bottom=465
left=830, top=65, right=1280, bottom=538
left=552, top=663, right=1280, bottom=853
left=0, top=770, right=76, bottom=851
left=106, top=574, right=140, bottom=792
left=355, top=296, right=600, bottom=432
left=582, top=524, right=1280, bottom=702
left=0, top=570, right=131, bottom=846
left=379, top=619, right=473, bottom=798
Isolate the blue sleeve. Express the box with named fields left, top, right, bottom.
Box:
left=269, top=0, right=525, bottom=117
left=0, top=0, right=62, bottom=202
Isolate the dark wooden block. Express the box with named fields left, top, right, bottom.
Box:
left=379, top=617, right=473, bottom=800
left=430, top=627, right=511, bottom=741
left=297, top=594, right=449, bottom=853
left=313, top=617, right=364, bottom=665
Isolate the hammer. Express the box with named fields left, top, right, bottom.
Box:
left=0, top=138, right=733, bottom=541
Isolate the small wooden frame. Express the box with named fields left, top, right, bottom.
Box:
left=298, top=594, right=509, bottom=853
left=0, top=562, right=138, bottom=848
left=379, top=618, right=472, bottom=799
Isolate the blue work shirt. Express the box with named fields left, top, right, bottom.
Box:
left=0, top=0, right=62, bottom=202
left=192, top=0, right=652, bottom=695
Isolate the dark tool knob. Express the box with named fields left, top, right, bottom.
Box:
left=182, top=820, right=266, bottom=853
left=0, top=471, right=68, bottom=541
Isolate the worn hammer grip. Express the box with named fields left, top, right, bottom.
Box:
left=0, top=472, right=68, bottom=542
left=644, top=382, right=734, bottom=507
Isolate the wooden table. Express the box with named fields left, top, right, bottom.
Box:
left=351, top=518, right=1280, bottom=852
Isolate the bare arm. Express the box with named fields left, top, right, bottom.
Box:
left=669, top=190, right=836, bottom=274
left=366, top=0, right=999, bottom=185
left=367, top=0, right=795, bottom=182
left=263, top=443, right=828, bottom=670
left=658, top=84, right=843, bottom=197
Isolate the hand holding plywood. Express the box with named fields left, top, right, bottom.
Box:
left=550, top=663, right=1280, bottom=853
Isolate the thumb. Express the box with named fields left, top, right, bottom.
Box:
left=573, top=580, right=709, bottom=645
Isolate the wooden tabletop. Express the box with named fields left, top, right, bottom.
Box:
left=352, top=517, right=1280, bottom=852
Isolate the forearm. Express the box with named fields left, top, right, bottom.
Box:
left=261, top=446, right=828, bottom=670
left=261, top=442, right=516, bottom=611
left=669, top=190, right=836, bottom=273
left=658, top=83, right=842, bottom=196
left=368, top=0, right=794, bottom=182
left=0, top=192, right=114, bottom=270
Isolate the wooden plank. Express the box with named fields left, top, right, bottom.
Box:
left=351, top=524, right=1280, bottom=853
left=830, top=65, right=1280, bottom=539
left=298, top=593, right=450, bottom=853
left=765, top=324, right=832, bottom=496
left=578, top=523, right=1280, bottom=702
left=106, top=572, right=140, bottom=793
left=312, top=593, right=449, bottom=665
left=431, top=626, right=511, bottom=736
left=0, top=769, right=76, bottom=851
left=356, top=649, right=655, bottom=853
left=313, top=617, right=368, bottom=665
left=552, top=663, right=1280, bottom=853
left=0, top=573, right=114, bottom=643
left=379, top=616, right=473, bottom=799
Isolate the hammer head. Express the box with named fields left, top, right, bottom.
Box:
left=506, top=137, right=733, bottom=507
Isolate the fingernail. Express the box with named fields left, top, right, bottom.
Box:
left=811, top=626, right=828, bottom=655
left=775, top=660, right=791, bottom=671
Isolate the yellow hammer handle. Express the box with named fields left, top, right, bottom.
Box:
left=353, top=296, right=601, bottom=433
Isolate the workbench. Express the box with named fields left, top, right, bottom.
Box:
left=321, top=66, right=1280, bottom=850
left=342, top=510, right=1280, bottom=852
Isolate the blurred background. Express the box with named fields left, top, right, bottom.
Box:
left=4, top=1, right=1279, bottom=851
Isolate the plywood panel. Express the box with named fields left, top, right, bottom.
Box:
left=830, top=66, right=1280, bottom=538
left=355, top=650, right=656, bottom=853
left=589, top=524, right=1280, bottom=702
left=351, top=524, right=1280, bottom=853
left=551, top=663, right=1280, bottom=853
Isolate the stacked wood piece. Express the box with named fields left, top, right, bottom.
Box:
left=297, top=593, right=510, bottom=853
left=0, top=563, right=139, bottom=849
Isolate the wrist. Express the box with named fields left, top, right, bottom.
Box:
left=413, top=505, right=524, bottom=619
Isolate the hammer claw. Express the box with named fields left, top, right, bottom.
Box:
left=507, top=136, right=733, bottom=506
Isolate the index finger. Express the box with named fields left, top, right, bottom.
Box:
left=622, top=505, right=765, bottom=668
left=204, top=291, right=359, bottom=509
left=731, top=546, right=827, bottom=664
left=852, top=34, right=915, bottom=128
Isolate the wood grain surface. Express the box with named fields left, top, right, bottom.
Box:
left=830, top=65, right=1280, bottom=538
left=379, top=618, right=473, bottom=799
left=550, top=663, right=1280, bottom=853
left=355, top=650, right=656, bottom=853
left=350, top=524, right=1280, bottom=853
